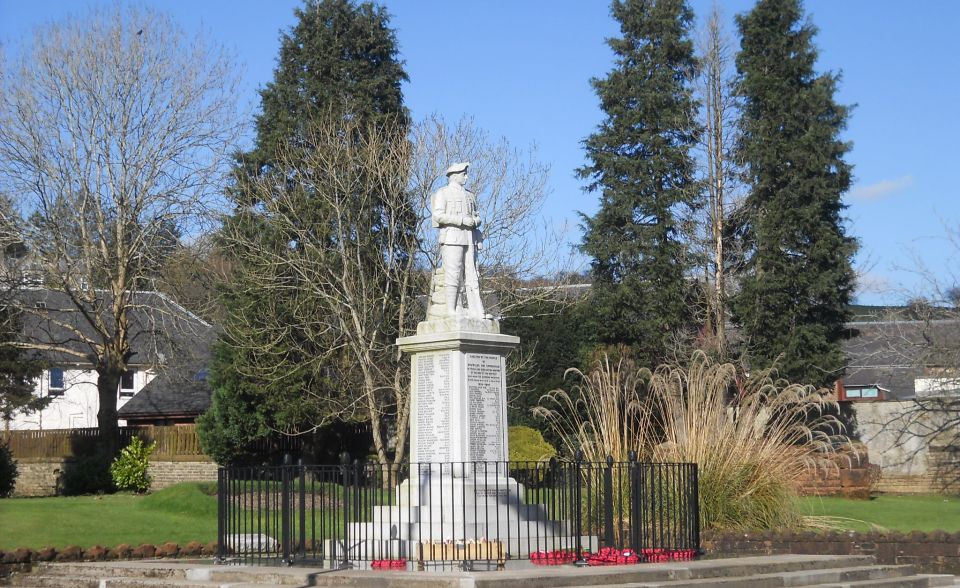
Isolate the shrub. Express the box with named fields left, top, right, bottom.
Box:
left=0, top=438, right=17, bottom=497
left=110, top=437, right=156, bottom=493
left=508, top=425, right=557, bottom=463
left=60, top=448, right=114, bottom=495
left=508, top=425, right=558, bottom=488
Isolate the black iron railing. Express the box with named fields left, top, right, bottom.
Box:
left=216, top=455, right=699, bottom=569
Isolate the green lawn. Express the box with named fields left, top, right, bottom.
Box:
left=2, top=485, right=958, bottom=550
left=0, top=483, right=218, bottom=550
left=799, top=494, right=960, bottom=532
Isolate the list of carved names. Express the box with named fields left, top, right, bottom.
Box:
left=415, top=352, right=451, bottom=462
left=466, top=353, right=505, bottom=462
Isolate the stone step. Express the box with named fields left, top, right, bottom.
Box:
left=297, top=556, right=890, bottom=588
left=455, top=557, right=903, bottom=588
left=19, top=562, right=312, bottom=586
left=9, top=577, right=296, bottom=588
left=576, top=565, right=913, bottom=588
left=581, top=564, right=918, bottom=587
left=799, top=574, right=959, bottom=588
left=9, top=555, right=956, bottom=588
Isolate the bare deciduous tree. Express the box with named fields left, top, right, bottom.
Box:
left=221, top=114, right=416, bottom=467
left=693, top=4, right=742, bottom=357
left=221, top=114, right=569, bottom=468
left=845, top=226, right=960, bottom=491
left=155, top=236, right=233, bottom=326
left=0, top=6, right=242, bottom=449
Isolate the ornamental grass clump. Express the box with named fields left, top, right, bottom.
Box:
left=646, top=352, right=847, bottom=530
left=535, top=351, right=848, bottom=531
left=533, top=351, right=651, bottom=463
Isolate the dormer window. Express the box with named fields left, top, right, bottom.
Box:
left=120, top=369, right=136, bottom=397
left=35, top=301, right=46, bottom=309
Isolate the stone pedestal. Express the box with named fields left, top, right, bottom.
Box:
left=331, top=317, right=594, bottom=565
left=397, top=327, right=519, bottom=466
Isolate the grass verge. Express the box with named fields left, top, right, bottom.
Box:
left=2, top=483, right=957, bottom=550
left=0, top=483, right=218, bottom=550
left=799, top=494, right=960, bottom=532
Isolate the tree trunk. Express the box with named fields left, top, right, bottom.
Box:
left=96, top=367, right=121, bottom=457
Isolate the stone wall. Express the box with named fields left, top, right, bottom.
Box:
left=795, top=445, right=879, bottom=499
left=10, top=457, right=217, bottom=496
left=11, top=458, right=66, bottom=497
left=853, top=400, right=959, bottom=494
left=147, top=459, right=218, bottom=490
left=703, top=529, right=960, bottom=575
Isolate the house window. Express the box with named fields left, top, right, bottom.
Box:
left=120, top=369, right=136, bottom=396
left=845, top=386, right=879, bottom=400
left=49, top=368, right=65, bottom=395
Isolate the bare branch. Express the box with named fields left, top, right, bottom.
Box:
left=0, top=6, right=242, bottom=443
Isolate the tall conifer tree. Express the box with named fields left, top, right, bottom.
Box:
left=200, top=0, right=408, bottom=464
left=732, top=0, right=857, bottom=387
left=580, top=0, right=700, bottom=368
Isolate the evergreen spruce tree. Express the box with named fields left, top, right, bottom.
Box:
left=0, top=308, right=46, bottom=422
left=0, top=197, right=46, bottom=422
left=200, top=0, right=408, bottom=464
left=731, top=0, right=857, bottom=388
left=579, top=0, right=700, bottom=368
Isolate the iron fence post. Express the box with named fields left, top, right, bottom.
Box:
left=216, top=467, right=226, bottom=563
left=573, top=450, right=588, bottom=566
left=340, top=451, right=351, bottom=569
left=691, top=463, right=701, bottom=553
left=281, top=453, right=292, bottom=565
left=298, top=458, right=306, bottom=560
left=628, top=450, right=639, bottom=553
left=603, top=455, right=614, bottom=549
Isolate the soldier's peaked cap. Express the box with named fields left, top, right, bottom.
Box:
left=445, top=162, right=470, bottom=175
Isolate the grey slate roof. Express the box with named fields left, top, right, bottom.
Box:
left=118, top=363, right=212, bottom=419
left=14, top=287, right=216, bottom=418
left=16, top=287, right=213, bottom=369
left=843, top=318, right=960, bottom=399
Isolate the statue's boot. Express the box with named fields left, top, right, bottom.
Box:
left=445, top=285, right=460, bottom=316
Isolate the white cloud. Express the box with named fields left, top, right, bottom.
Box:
left=850, top=175, right=913, bottom=201
left=855, top=271, right=890, bottom=296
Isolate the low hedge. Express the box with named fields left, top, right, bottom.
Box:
left=0, top=540, right=217, bottom=565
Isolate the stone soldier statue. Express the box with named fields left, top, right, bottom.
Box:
left=432, top=162, right=489, bottom=319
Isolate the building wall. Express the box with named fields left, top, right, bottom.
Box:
left=4, top=368, right=154, bottom=430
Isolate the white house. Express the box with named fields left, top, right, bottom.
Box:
left=7, top=364, right=155, bottom=430
left=2, top=288, right=214, bottom=431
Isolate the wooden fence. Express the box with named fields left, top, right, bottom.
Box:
left=1, top=425, right=208, bottom=460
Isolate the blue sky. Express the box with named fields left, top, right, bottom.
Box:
left=2, top=1, right=958, bottom=306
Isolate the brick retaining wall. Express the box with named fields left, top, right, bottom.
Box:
left=703, top=529, right=960, bottom=575
left=9, top=458, right=218, bottom=496
left=795, top=446, right=879, bottom=499
left=11, top=458, right=66, bottom=497
left=147, top=460, right=218, bottom=490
